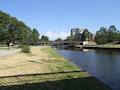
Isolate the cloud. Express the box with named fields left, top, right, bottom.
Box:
left=45, top=31, right=70, bottom=40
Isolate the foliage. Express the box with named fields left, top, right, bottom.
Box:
left=95, top=27, right=108, bottom=44
left=64, top=36, right=74, bottom=42
left=31, top=28, right=40, bottom=45
left=21, top=45, right=31, bottom=53
left=108, top=25, right=118, bottom=42
left=41, top=35, right=49, bottom=42
left=95, top=25, right=120, bottom=45
left=55, top=38, right=63, bottom=42
left=0, top=10, right=40, bottom=47
left=82, top=29, right=91, bottom=41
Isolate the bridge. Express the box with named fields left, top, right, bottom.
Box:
left=51, top=41, right=86, bottom=49
left=37, top=40, right=87, bottom=49
left=51, top=41, right=85, bottom=45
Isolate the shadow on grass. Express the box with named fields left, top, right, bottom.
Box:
left=0, top=76, right=112, bottom=90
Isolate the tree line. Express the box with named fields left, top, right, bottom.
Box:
left=79, top=25, right=120, bottom=45
left=0, top=10, right=49, bottom=48
left=0, top=10, right=40, bottom=47
left=95, top=25, right=120, bottom=45
left=55, top=25, right=120, bottom=45
left=1, top=11, right=119, bottom=46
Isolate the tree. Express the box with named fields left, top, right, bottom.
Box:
left=108, top=25, right=117, bottom=32
left=55, top=38, right=62, bottom=42
left=31, top=28, right=40, bottom=45
left=95, top=25, right=120, bottom=44
left=0, top=25, right=5, bottom=43
left=0, top=11, right=12, bottom=48
left=15, top=21, right=28, bottom=45
left=41, top=35, right=49, bottom=42
left=0, top=10, right=34, bottom=48
left=95, top=27, right=108, bottom=45
left=108, top=25, right=118, bottom=42
left=82, top=29, right=91, bottom=41
left=64, top=35, right=75, bottom=42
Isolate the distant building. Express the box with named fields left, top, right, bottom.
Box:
left=71, top=27, right=95, bottom=42
left=71, top=28, right=84, bottom=41
left=90, top=34, right=95, bottom=41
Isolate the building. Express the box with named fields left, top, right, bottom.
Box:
left=90, top=34, right=95, bottom=41
left=71, top=28, right=84, bottom=41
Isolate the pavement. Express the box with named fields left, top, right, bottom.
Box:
left=0, top=49, right=21, bottom=58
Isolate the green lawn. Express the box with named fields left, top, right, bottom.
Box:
left=41, top=47, right=80, bottom=71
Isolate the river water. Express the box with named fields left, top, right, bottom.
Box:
left=57, top=49, right=120, bottom=90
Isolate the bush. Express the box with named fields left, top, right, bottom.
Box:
left=21, top=46, right=31, bottom=53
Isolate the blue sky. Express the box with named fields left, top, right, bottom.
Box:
left=0, top=0, right=120, bottom=40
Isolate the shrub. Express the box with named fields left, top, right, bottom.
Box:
left=21, top=45, right=31, bottom=53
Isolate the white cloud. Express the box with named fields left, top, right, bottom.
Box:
left=45, top=31, right=70, bottom=40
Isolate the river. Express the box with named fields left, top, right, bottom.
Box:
left=57, top=49, right=120, bottom=90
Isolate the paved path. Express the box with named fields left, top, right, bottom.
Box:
left=0, top=49, right=20, bottom=57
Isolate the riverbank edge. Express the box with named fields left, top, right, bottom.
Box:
left=0, top=46, right=112, bottom=90
left=83, top=45, right=120, bottom=51
left=53, top=47, right=112, bottom=90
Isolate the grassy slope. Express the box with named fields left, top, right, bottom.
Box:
left=41, top=47, right=80, bottom=72
left=0, top=46, right=112, bottom=90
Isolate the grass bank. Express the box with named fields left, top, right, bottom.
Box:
left=41, top=47, right=80, bottom=72
left=0, top=46, right=111, bottom=90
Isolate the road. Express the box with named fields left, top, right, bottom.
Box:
left=0, top=49, right=20, bottom=57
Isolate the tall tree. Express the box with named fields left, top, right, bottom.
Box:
left=0, top=25, right=5, bottom=43
left=82, top=29, right=91, bottom=41
left=95, top=27, right=108, bottom=45
left=108, top=25, right=118, bottom=42
left=0, top=10, right=34, bottom=48
left=31, top=28, right=40, bottom=45
left=41, top=35, right=49, bottom=42
left=55, top=38, right=62, bottom=42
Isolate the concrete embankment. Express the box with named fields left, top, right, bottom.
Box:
left=83, top=45, right=120, bottom=51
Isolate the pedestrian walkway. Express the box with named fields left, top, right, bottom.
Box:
left=0, top=49, right=20, bottom=58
